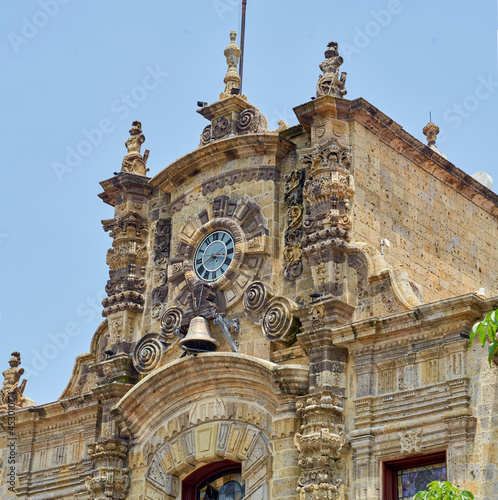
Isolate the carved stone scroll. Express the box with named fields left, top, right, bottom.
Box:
left=132, top=333, right=169, bottom=375
left=262, top=297, right=300, bottom=346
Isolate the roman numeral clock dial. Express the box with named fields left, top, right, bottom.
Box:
left=194, top=230, right=235, bottom=282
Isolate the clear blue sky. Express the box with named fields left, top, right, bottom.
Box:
left=1, top=1, right=496, bottom=405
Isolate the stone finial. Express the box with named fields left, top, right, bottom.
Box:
left=219, top=30, right=246, bottom=101
left=422, top=121, right=447, bottom=159
left=316, top=41, right=347, bottom=98
left=121, top=121, right=149, bottom=175
left=422, top=121, right=439, bottom=147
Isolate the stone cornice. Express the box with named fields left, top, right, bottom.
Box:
left=150, top=134, right=295, bottom=193
left=99, top=172, right=155, bottom=207
left=332, top=293, right=498, bottom=348
left=294, top=96, right=498, bottom=218
left=347, top=97, right=498, bottom=218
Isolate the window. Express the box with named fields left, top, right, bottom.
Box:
left=383, top=451, right=446, bottom=500
left=182, top=460, right=244, bottom=500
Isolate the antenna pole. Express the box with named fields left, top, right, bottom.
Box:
left=239, top=0, right=247, bottom=94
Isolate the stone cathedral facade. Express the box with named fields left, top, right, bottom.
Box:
left=2, top=34, right=498, bottom=500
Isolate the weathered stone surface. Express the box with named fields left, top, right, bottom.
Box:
left=3, top=41, right=498, bottom=500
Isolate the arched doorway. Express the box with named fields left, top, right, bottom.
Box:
left=182, top=460, right=244, bottom=500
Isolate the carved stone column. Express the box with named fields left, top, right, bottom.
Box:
left=294, top=391, right=346, bottom=500
left=85, top=439, right=130, bottom=500
left=294, top=298, right=353, bottom=499
left=99, top=172, right=155, bottom=349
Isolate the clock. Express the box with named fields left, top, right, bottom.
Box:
left=194, top=229, right=235, bottom=282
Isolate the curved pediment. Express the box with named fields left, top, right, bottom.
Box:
left=111, top=353, right=308, bottom=440
left=150, top=133, right=295, bottom=193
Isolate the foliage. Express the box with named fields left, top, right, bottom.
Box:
left=413, top=480, right=474, bottom=499
left=469, top=309, right=498, bottom=366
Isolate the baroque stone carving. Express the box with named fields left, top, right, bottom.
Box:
left=212, top=116, right=232, bottom=140
left=132, top=333, right=169, bottom=374
left=171, top=167, right=280, bottom=213
left=295, top=391, right=346, bottom=500
left=300, top=139, right=354, bottom=293
left=0, top=352, right=33, bottom=411
left=316, top=41, right=347, bottom=99
left=102, top=212, right=149, bottom=317
left=85, top=439, right=130, bottom=500
left=262, top=296, right=300, bottom=346
left=153, top=218, right=172, bottom=268
left=399, top=428, right=422, bottom=455
left=284, top=169, right=306, bottom=281
left=236, top=108, right=268, bottom=134
left=219, top=30, right=245, bottom=101
left=160, top=307, right=183, bottom=338
left=243, top=281, right=274, bottom=324
left=200, top=125, right=212, bottom=146
left=121, top=121, right=149, bottom=176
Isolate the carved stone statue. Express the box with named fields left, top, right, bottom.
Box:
left=0, top=351, right=32, bottom=410
left=125, top=120, right=145, bottom=155
left=316, top=41, right=347, bottom=98
left=121, top=121, right=149, bottom=175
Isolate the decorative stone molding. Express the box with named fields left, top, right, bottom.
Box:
left=295, top=391, right=346, bottom=499
left=153, top=218, right=172, bottom=268
left=85, top=439, right=130, bottom=500
left=399, top=428, right=422, bottom=455
left=169, top=166, right=280, bottom=214
left=316, top=41, right=347, bottom=99
left=147, top=458, right=179, bottom=497
left=283, top=168, right=305, bottom=281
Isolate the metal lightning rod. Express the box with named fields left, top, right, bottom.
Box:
left=239, top=0, right=247, bottom=95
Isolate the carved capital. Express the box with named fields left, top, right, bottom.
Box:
left=86, top=439, right=130, bottom=500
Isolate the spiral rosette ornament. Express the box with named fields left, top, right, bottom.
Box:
left=160, top=307, right=183, bottom=339
left=237, top=109, right=258, bottom=133
left=200, top=125, right=212, bottom=146
left=262, top=296, right=300, bottom=346
left=243, top=281, right=273, bottom=317
left=133, top=333, right=168, bottom=374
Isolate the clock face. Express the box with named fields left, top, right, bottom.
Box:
left=194, top=229, right=235, bottom=282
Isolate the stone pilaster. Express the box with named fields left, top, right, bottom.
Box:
left=85, top=438, right=130, bottom=500
left=99, top=172, right=155, bottom=349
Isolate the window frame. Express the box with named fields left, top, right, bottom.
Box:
left=382, top=451, right=447, bottom=500
left=182, top=460, right=241, bottom=500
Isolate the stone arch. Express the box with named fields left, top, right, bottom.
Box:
left=111, top=353, right=308, bottom=499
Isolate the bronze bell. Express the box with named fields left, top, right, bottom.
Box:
left=180, top=316, right=219, bottom=352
